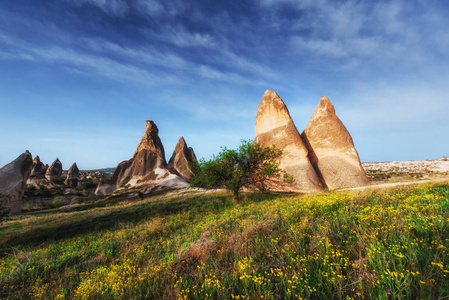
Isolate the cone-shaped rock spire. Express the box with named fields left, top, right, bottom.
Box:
left=67, top=162, right=80, bottom=177
left=30, top=155, right=46, bottom=178
left=111, top=120, right=167, bottom=186
left=301, top=96, right=369, bottom=189
left=65, top=162, right=80, bottom=187
left=254, top=90, right=323, bottom=191
left=45, top=158, right=63, bottom=181
left=168, top=137, right=197, bottom=181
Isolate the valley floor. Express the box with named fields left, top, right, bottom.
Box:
left=1, top=181, right=448, bottom=299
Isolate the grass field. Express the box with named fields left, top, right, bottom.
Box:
left=1, top=182, right=448, bottom=299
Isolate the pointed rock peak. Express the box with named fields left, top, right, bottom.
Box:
left=168, top=137, right=197, bottom=180
left=254, top=90, right=323, bottom=192
left=263, top=89, right=280, bottom=98
left=134, top=120, right=165, bottom=156
left=176, top=136, right=187, bottom=148
left=46, top=158, right=63, bottom=178
left=312, top=96, right=335, bottom=117
left=301, top=96, right=369, bottom=189
left=49, top=158, right=61, bottom=166
left=188, top=147, right=197, bottom=162
left=66, top=162, right=80, bottom=186
left=30, top=154, right=45, bottom=177
left=110, top=120, right=167, bottom=188
left=68, top=163, right=79, bottom=174
left=255, top=90, right=293, bottom=136
left=145, top=120, right=158, bottom=134
left=259, top=90, right=288, bottom=111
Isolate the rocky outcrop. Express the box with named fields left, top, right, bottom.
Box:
left=65, top=163, right=80, bottom=188
left=254, top=90, right=323, bottom=192
left=115, top=120, right=167, bottom=186
left=301, top=96, right=369, bottom=189
left=168, top=137, right=197, bottom=181
left=95, top=120, right=169, bottom=195
left=30, top=155, right=46, bottom=178
left=0, top=151, right=33, bottom=215
left=94, top=178, right=115, bottom=196
left=45, top=158, right=63, bottom=182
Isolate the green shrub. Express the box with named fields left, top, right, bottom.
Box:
left=191, top=140, right=293, bottom=200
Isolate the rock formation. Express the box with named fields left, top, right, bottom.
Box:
left=95, top=120, right=170, bottom=195
left=65, top=162, right=80, bottom=188
left=0, top=151, right=33, bottom=215
left=254, top=90, right=323, bottom=191
left=301, top=96, right=369, bottom=189
left=30, top=155, right=46, bottom=178
left=116, top=120, right=167, bottom=186
left=168, top=137, right=197, bottom=181
left=45, top=158, right=63, bottom=181
left=94, top=178, right=115, bottom=196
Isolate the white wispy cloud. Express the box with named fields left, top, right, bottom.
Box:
left=0, top=35, right=176, bottom=84
left=150, top=25, right=217, bottom=48
left=0, top=32, right=262, bottom=87
left=84, top=39, right=188, bottom=70
left=63, top=0, right=129, bottom=17
left=133, top=0, right=163, bottom=16
left=278, top=0, right=449, bottom=70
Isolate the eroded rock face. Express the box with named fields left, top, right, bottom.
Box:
left=30, top=155, right=46, bottom=178
left=168, top=137, right=197, bottom=181
left=95, top=120, right=168, bottom=195
left=117, top=120, right=167, bottom=186
left=301, top=96, right=369, bottom=189
left=65, top=163, right=80, bottom=188
left=95, top=178, right=115, bottom=196
left=45, top=158, right=63, bottom=181
left=254, top=90, right=323, bottom=191
left=0, top=151, right=33, bottom=215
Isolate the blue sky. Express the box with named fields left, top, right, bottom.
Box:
left=1, top=0, right=448, bottom=170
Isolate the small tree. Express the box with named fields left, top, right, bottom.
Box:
left=190, top=140, right=293, bottom=200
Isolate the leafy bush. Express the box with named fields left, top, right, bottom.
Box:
left=191, top=140, right=293, bottom=200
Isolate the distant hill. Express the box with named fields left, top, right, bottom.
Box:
left=88, top=167, right=116, bottom=174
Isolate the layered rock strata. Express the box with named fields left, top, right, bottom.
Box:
left=301, top=96, right=369, bottom=189
left=0, top=151, right=33, bottom=215
left=254, top=90, right=323, bottom=192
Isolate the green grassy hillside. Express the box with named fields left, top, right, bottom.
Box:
left=1, top=182, right=448, bottom=299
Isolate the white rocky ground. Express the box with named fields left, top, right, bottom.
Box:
left=126, top=168, right=189, bottom=194
left=362, top=157, right=449, bottom=174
